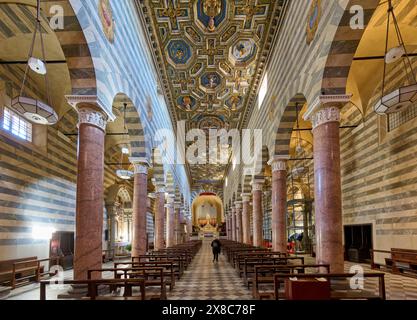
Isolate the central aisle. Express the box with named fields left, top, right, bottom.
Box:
left=168, top=240, right=253, bottom=300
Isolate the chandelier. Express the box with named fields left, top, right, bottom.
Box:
left=11, top=0, right=58, bottom=125
left=116, top=146, right=133, bottom=180
left=374, top=0, right=417, bottom=115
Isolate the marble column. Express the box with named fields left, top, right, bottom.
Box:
left=130, top=159, right=149, bottom=257
left=174, top=203, right=181, bottom=245
left=268, top=156, right=289, bottom=253
left=166, top=196, right=175, bottom=248
left=105, top=204, right=116, bottom=252
left=154, top=185, right=166, bottom=250
left=73, top=105, right=107, bottom=280
left=241, top=194, right=251, bottom=245
left=186, top=217, right=192, bottom=241
left=252, top=180, right=264, bottom=247
left=235, top=202, right=243, bottom=243
left=227, top=214, right=231, bottom=240
left=304, top=95, right=351, bottom=273
left=231, top=206, right=237, bottom=241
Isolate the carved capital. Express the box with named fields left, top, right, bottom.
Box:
left=303, top=94, right=352, bottom=129
left=241, top=193, right=251, bottom=203
left=251, top=179, right=264, bottom=192
left=77, top=107, right=107, bottom=131
left=268, top=155, right=289, bottom=172
left=235, top=201, right=242, bottom=210
left=130, top=157, right=150, bottom=175
left=311, top=106, right=341, bottom=129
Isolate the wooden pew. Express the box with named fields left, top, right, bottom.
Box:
left=40, top=279, right=146, bottom=300
left=273, top=273, right=386, bottom=300
left=132, top=255, right=185, bottom=279
left=0, top=256, right=60, bottom=289
left=112, top=261, right=176, bottom=290
left=235, top=252, right=288, bottom=275
left=243, top=257, right=305, bottom=283
left=370, top=248, right=417, bottom=278
left=251, top=264, right=330, bottom=299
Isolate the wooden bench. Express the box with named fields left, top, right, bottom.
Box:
left=133, top=255, right=186, bottom=278
left=243, top=256, right=305, bottom=283
left=0, top=256, right=60, bottom=289
left=40, top=279, right=146, bottom=300
left=235, top=252, right=288, bottom=275
left=251, top=264, right=330, bottom=299
left=88, top=267, right=167, bottom=300
left=273, top=273, right=386, bottom=300
left=113, top=261, right=176, bottom=290
left=371, top=248, right=417, bottom=278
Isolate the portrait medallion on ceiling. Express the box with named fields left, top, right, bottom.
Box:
left=99, top=0, right=115, bottom=43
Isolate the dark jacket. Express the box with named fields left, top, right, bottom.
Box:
left=211, top=239, right=221, bottom=253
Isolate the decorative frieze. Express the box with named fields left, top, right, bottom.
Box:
left=241, top=193, right=251, bottom=203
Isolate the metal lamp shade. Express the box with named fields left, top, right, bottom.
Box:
left=374, top=84, right=417, bottom=115
left=116, top=170, right=134, bottom=180
left=11, top=96, right=58, bottom=125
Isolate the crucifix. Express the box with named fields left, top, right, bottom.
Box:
left=235, top=0, right=268, bottom=29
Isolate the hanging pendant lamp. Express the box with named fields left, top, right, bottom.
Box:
left=11, top=0, right=58, bottom=125
left=374, top=0, right=417, bottom=115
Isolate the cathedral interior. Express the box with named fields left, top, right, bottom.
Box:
left=0, top=0, right=417, bottom=303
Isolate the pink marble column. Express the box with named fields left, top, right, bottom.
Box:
left=166, top=196, right=175, bottom=248
left=235, top=202, right=243, bottom=243
left=130, top=159, right=149, bottom=257
left=154, top=185, right=166, bottom=250
left=252, top=180, right=264, bottom=247
left=231, top=206, right=237, bottom=241
left=268, top=156, right=289, bottom=253
left=227, top=213, right=232, bottom=240
left=74, top=105, right=107, bottom=280
left=174, top=204, right=181, bottom=245
left=304, top=95, right=350, bottom=273
left=241, top=194, right=251, bottom=245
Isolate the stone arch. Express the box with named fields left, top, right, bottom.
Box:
left=274, top=94, right=308, bottom=156
left=254, top=145, right=270, bottom=179
left=105, top=183, right=132, bottom=205
left=320, top=0, right=380, bottom=95
left=41, top=0, right=98, bottom=95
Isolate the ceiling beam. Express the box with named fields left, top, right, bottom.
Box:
left=0, top=60, right=67, bottom=65
left=353, top=53, right=417, bottom=61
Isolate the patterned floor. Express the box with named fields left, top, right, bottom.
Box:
left=167, top=240, right=253, bottom=300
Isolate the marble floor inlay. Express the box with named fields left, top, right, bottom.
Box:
left=167, top=240, right=253, bottom=300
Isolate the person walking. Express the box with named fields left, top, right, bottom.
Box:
left=211, top=238, right=221, bottom=263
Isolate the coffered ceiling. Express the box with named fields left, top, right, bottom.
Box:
left=137, top=0, right=287, bottom=188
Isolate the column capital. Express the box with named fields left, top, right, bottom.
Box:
left=235, top=201, right=242, bottom=209
left=303, top=94, right=352, bottom=129
left=148, top=192, right=156, bottom=199
left=241, top=193, right=251, bottom=203
left=129, top=157, right=151, bottom=175
left=66, top=94, right=115, bottom=121
left=268, top=155, right=290, bottom=172
left=251, top=179, right=264, bottom=192
left=77, top=107, right=108, bottom=132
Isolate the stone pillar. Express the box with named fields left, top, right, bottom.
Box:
left=227, top=213, right=231, bottom=240
left=241, top=194, right=251, bottom=245
left=268, top=156, right=289, bottom=253
left=304, top=95, right=351, bottom=273
left=186, top=217, right=193, bottom=241
left=105, top=204, right=116, bottom=252
left=235, top=202, right=243, bottom=243
left=73, top=105, right=107, bottom=280
left=174, top=203, right=181, bottom=245
left=166, top=196, right=175, bottom=248
left=252, top=180, right=264, bottom=247
left=231, top=206, right=237, bottom=241
left=154, top=185, right=166, bottom=250
left=130, top=159, right=149, bottom=257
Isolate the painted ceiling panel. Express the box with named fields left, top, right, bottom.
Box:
left=138, top=0, right=287, bottom=188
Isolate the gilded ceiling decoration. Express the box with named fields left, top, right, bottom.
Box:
left=138, top=0, right=287, bottom=187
